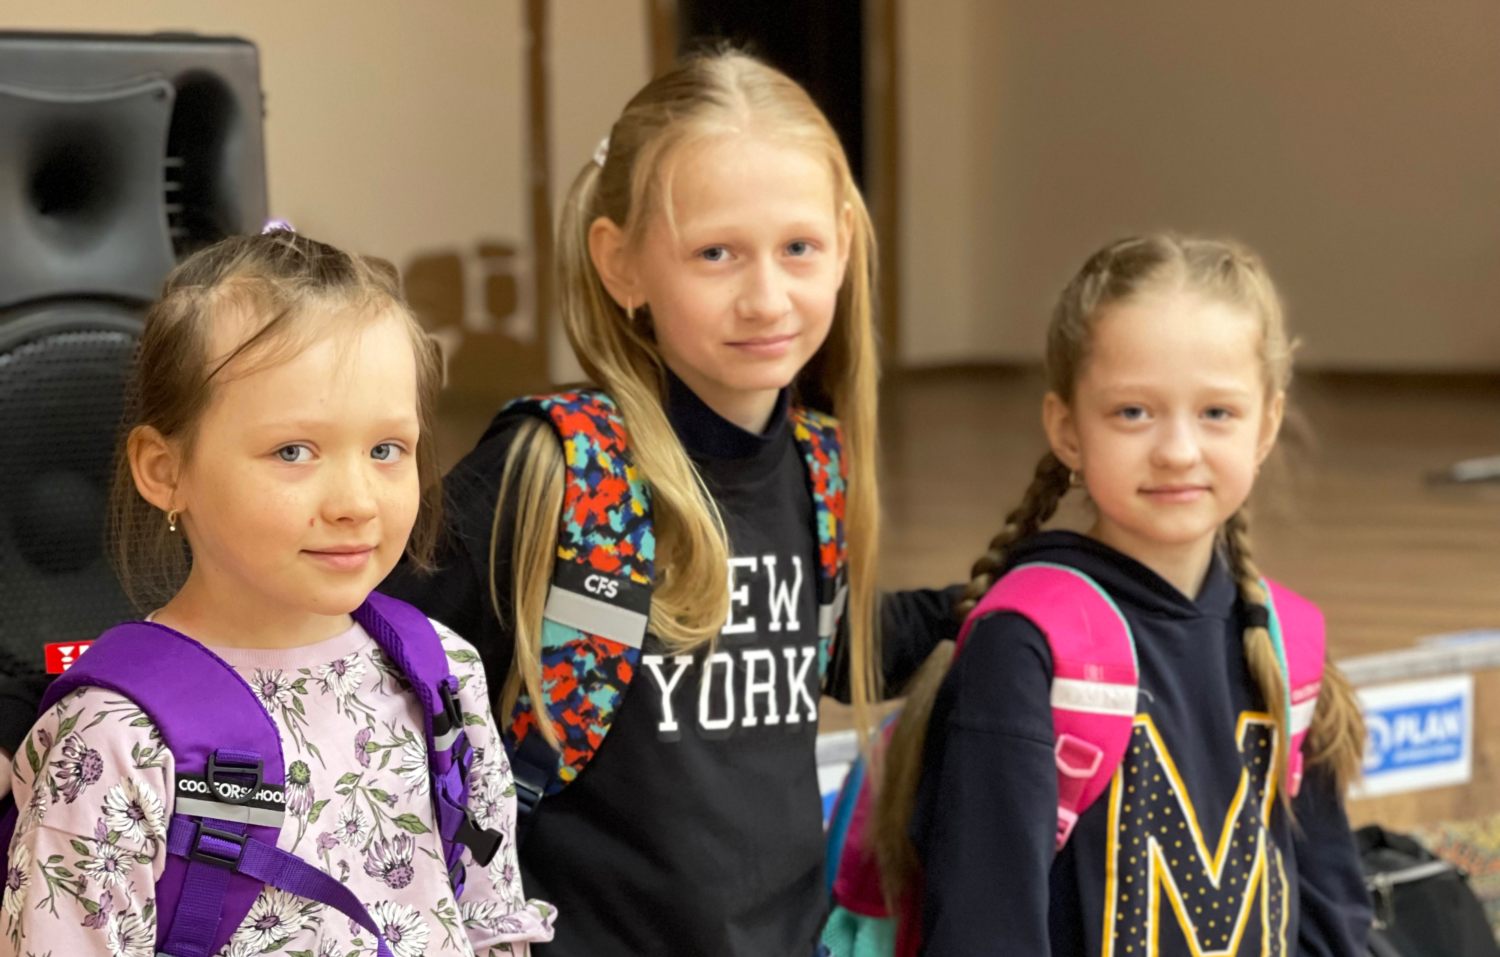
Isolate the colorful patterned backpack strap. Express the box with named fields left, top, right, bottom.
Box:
left=1261, top=578, right=1326, bottom=798
left=500, top=390, right=656, bottom=828
left=789, top=406, right=849, bottom=681
left=958, top=562, right=1140, bottom=850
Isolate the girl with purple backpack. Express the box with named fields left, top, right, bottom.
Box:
left=0, top=231, right=554, bottom=957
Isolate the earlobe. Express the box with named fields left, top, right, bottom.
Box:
left=1257, top=391, right=1287, bottom=464
left=836, top=201, right=855, bottom=277
left=128, top=426, right=182, bottom=514
left=1042, top=392, right=1084, bottom=471
left=587, top=215, right=639, bottom=311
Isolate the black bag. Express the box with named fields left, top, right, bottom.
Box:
left=1358, top=825, right=1500, bottom=957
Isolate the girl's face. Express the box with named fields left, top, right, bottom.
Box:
left=163, top=311, right=422, bottom=631
left=612, top=133, right=851, bottom=430
left=1044, top=291, right=1284, bottom=573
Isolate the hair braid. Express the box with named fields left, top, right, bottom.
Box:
left=1221, top=509, right=1292, bottom=802
left=955, top=453, right=1073, bottom=620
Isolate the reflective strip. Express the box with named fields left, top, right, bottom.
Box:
left=433, top=726, right=461, bottom=751
left=1051, top=678, right=1138, bottom=717
left=818, top=585, right=849, bottom=639
left=175, top=796, right=286, bottom=829
left=1290, top=696, right=1318, bottom=735
left=544, top=586, right=649, bottom=649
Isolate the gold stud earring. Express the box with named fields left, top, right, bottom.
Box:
left=1068, top=470, right=1084, bottom=489
left=167, top=509, right=180, bottom=533
left=625, top=297, right=636, bottom=323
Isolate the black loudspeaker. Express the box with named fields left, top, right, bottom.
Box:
left=0, top=33, right=267, bottom=692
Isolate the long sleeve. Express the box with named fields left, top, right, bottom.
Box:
left=1, top=687, right=171, bottom=957
left=1291, top=765, right=1373, bottom=957
left=438, top=624, right=556, bottom=955
left=912, top=612, right=1057, bottom=956
left=826, top=585, right=964, bottom=704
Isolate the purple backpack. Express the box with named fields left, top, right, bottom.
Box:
left=0, top=591, right=502, bottom=957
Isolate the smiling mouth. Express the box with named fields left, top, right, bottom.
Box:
left=304, top=546, right=376, bottom=570
left=1141, top=485, right=1210, bottom=500
left=728, top=333, right=798, bottom=347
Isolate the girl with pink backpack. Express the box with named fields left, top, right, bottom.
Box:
left=827, top=235, right=1372, bottom=956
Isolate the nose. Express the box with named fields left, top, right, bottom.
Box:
left=323, top=454, right=379, bottom=526
left=735, top=258, right=792, bottom=322
left=1151, top=415, right=1203, bottom=470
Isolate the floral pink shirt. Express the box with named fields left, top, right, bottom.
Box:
left=1, top=618, right=555, bottom=957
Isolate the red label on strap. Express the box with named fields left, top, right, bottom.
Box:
left=44, top=641, right=93, bottom=674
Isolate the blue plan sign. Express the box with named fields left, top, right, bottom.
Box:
left=1354, top=674, right=1473, bottom=798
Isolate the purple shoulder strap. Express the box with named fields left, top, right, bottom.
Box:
left=355, top=592, right=503, bottom=895
left=1, top=622, right=407, bottom=957
left=37, top=623, right=287, bottom=957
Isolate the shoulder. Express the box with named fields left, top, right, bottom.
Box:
left=943, top=612, right=1054, bottom=738
left=13, top=686, right=173, bottom=849
left=431, top=618, right=491, bottom=697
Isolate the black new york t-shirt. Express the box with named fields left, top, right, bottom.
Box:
left=383, top=377, right=960, bottom=957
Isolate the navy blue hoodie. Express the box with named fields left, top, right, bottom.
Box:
left=911, top=531, right=1371, bottom=956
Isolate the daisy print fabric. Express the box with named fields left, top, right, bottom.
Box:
left=0, top=619, right=554, bottom=957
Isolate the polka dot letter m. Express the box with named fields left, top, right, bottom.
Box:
left=1102, top=713, right=1289, bottom=957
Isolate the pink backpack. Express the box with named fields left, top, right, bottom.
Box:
left=821, top=562, right=1326, bottom=957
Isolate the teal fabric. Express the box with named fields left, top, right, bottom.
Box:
left=820, top=905, right=896, bottom=957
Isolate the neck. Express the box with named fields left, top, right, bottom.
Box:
left=663, top=363, right=780, bottom=435
left=154, top=568, right=355, bottom=650
left=1088, top=520, right=1217, bottom=601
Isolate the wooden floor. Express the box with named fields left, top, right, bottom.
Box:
left=435, top=368, right=1500, bottom=665
left=878, top=368, right=1500, bottom=658
left=436, top=369, right=1500, bottom=825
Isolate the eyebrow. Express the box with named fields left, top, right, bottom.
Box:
left=248, top=415, right=419, bottom=434
left=1094, top=383, right=1257, bottom=400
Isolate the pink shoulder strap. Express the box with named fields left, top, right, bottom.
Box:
left=959, top=562, right=1139, bottom=849
left=1263, top=578, right=1326, bottom=797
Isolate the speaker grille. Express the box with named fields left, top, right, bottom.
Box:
left=0, top=308, right=139, bottom=676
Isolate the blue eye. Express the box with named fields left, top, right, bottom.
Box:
left=787, top=240, right=812, bottom=257
left=276, top=444, right=312, bottom=463
left=1116, top=406, right=1148, bottom=422
left=372, top=443, right=405, bottom=462
left=699, top=246, right=729, bottom=263
left=1204, top=407, right=1235, bottom=422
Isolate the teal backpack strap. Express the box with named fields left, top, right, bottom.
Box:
left=500, top=390, right=655, bottom=829
left=789, top=406, right=849, bottom=682
left=1260, top=577, right=1326, bottom=797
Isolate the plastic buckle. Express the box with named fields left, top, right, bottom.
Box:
left=454, top=811, right=504, bottom=866
left=206, top=752, right=263, bottom=806
left=514, top=773, right=544, bottom=821
left=1055, top=808, right=1081, bottom=850
left=447, top=853, right=468, bottom=896
left=1055, top=734, right=1104, bottom=780
left=189, top=820, right=247, bottom=870
left=433, top=679, right=465, bottom=745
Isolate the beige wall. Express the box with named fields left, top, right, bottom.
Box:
left=5, top=1, right=649, bottom=388
left=7, top=1, right=527, bottom=271
left=898, top=1, right=1500, bottom=371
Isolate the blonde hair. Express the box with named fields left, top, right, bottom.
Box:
left=498, top=49, right=882, bottom=745
left=874, top=234, right=1364, bottom=905
left=109, top=229, right=445, bottom=611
